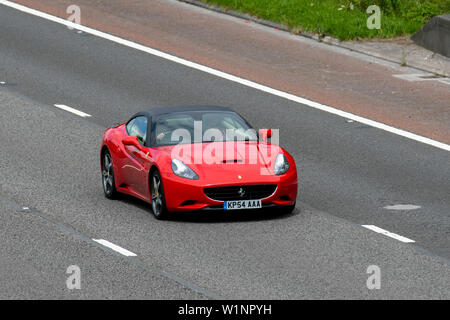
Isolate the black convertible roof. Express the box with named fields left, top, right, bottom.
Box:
left=132, top=105, right=234, bottom=119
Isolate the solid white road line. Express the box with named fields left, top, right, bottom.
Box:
left=92, top=239, right=137, bottom=257
left=54, top=104, right=91, bottom=118
left=362, top=225, right=415, bottom=243
left=2, top=0, right=450, bottom=152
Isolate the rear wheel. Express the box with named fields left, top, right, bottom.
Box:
left=102, top=150, right=117, bottom=199
left=150, top=170, right=168, bottom=220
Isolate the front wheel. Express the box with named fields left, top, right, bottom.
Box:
left=280, top=201, right=296, bottom=215
left=102, top=150, right=117, bottom=199
left=150, top=170, right=168, bottom=220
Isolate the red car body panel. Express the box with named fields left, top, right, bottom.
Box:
left=100, top=123, right=298, bottom=212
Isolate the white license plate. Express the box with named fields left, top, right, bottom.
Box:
left=223, top=200, right=262, bottom=210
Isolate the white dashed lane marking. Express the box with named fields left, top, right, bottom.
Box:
left=92, top=239, right=137, bottom=257
left=54, top=104, right=92, bottom=118
left=362, top=225, right=416, bottom=243
left=383, top=204, right=421, bottom=211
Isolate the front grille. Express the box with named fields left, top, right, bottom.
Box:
left=204, top=185, right=277, bottom=201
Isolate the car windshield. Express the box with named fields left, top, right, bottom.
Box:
left=154, top=111, right=257, bottom=146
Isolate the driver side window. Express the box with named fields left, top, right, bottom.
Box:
left=126, top=116, right=148, bottom=146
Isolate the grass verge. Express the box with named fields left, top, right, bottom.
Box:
left=199, top=0, right=450, bottom=40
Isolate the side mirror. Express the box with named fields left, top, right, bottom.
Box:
left=122, top=136, right=143, bottom=149
left=259, top=129, right=272, bottom=142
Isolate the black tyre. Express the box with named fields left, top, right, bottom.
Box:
left=280, top=201, right=296, bottom=215
left=150, top=170, right=168, bottom=220
left=102, top=150, right=117, bottom=199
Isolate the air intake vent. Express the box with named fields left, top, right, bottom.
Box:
left=204, top=185, right=276, bottom=201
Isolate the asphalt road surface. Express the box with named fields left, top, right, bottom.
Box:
left=0, top=4, right=449, bottom=299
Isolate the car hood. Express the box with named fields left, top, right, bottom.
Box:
left=156, top=141, right=285, bottom=184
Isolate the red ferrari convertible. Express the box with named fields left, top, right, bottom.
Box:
left=100, top=106, right=297, bottom=219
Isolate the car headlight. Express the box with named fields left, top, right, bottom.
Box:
left=274, top=154, right=289, bottom=175
left=171, top=159, right=199, bottom=180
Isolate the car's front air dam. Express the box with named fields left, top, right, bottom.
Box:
left=161, top=170, right=298, bottom=212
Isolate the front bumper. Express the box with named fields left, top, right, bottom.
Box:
left=161, top=170, right=298, bottom=212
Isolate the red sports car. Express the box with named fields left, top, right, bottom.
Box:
left=100, top=106, right=297, bottom=219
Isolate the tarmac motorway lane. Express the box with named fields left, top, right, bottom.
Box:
left=0, top=4, right=449, bottom=298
